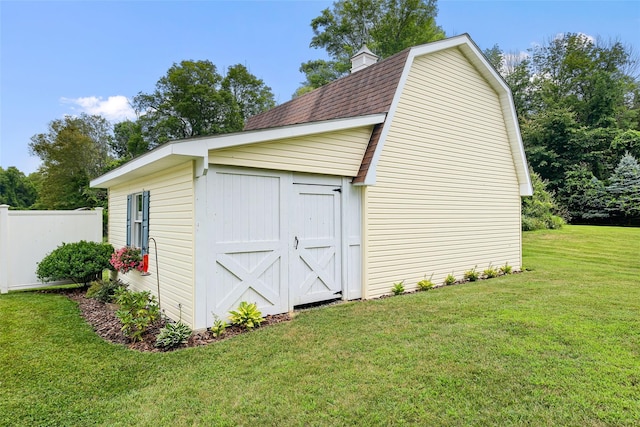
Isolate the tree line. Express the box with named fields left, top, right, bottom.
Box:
left=2, top=1, right=638, bottom=226
left=485, top=33, right=639, bottom=225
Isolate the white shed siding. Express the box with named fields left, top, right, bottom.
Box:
left=365, top=48, right=522, bottom=297
left=209, top=127, right=373, bottom=176
left=108, top=162, right=195, bottom=326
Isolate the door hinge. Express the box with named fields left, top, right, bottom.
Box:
left=333, top=188, right=342, bottom=193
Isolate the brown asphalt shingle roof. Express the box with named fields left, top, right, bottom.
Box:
left=244, top=49, right=410, bottom=131
left=353, top=123, right=384, bottom=183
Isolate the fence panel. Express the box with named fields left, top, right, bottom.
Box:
left=0, top=205, right=103, bottom=293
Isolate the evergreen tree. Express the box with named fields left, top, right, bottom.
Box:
left=562, top=164, right=609, bottom=222
left=606, top=153, right=640, bottom=222
left=522, top=170, right=566, bottom=230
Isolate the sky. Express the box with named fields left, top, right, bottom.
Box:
left=1, top=0, right=639, bottom=174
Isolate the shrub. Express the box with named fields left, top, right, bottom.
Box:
left=114, top=288, right=160, bottom=341
left=156, top=322, right=192, bottom=349
left=464, top=266, right=479, bottom=282
left=391, top=281, right=405, bottom=295
left=522, top=169, right=566, bottom=231
left=210, top=314, right=227, bottom=338
left=417, top=274, right=435, bottom=291
left=444, top=274, right=456, bottom=286
left=86, top=278, right=127, bottom=303
left=110, top=246, right=144, bottom=274
left=86, top=281, right=101, bottom=298
left=36, top=241, right=114, bottom=285
left=499, top=263, right=513, bottom=275
left=229, top=302, right=263, bottom=329
left=483, top=266, right=499, bottom=279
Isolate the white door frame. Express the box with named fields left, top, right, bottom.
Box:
left=202, top=165, right=362, bottom=326
left=290, top=183, right=342, bottom=306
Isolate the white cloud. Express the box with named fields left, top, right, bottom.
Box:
left=498, top=51, right=530, bottom=76
left=60, top=95, right=136, bottom=122
left=553, top=32, right=596, bottom=44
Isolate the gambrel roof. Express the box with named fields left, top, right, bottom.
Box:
left=92, top=34, right=532, bottom=196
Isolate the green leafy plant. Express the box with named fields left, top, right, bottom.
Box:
left=155, top=322, right=192, bottom=349
left=229, top=302, right=263, bottom=329
left=114, top=288, right=160, bottom=341
left=464, top=266, right=479, bottom=282
left=210, top=314, right=227, bottom=338
left=417, top=274, right=435, bottom=291
left=500, top=263, right=513, bottom=275
left=86, top=279, right=127, bottom=303
left=36, top=241, right=114, bottom=285
left=444, top=273, right=456, bottom=286
left=86, top=281, right=102, bottom=299
left=483, top=265, right=499, bottom=279
left=391, top=281, right=405, bottom=295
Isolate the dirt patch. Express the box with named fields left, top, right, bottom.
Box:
left=62, top=289, right=291, bottom=352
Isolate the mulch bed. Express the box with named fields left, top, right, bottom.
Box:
left=62, top=289, right=291, bottom=352
left=55, top=270, right=523, bottom=352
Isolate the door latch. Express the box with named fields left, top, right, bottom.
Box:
left=294, top=236, right=299, bottom=249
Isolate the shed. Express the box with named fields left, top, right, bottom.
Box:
left=91, top=34, right=532, bottom=329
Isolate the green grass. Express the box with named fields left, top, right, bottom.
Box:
left=1, top=225, right=639, bottom=426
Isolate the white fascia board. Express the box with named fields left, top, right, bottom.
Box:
left=500, top=92, right=533, bottom=196
left=202, top=114, right=386, bottom=151
left=90, top=141, right=207, bottom=188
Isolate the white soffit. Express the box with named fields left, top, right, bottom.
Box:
left=90, top=114, right=386, bottom=188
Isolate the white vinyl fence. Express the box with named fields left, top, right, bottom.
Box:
left=0, top=205, right=103, bottom=293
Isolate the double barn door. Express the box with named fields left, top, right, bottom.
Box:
left=209, top=168, right=342, bottom=317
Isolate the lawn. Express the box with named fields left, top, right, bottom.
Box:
left=1, top=225, right=638, bottom=426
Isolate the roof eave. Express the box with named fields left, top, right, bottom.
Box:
left=90, top=113, right=386, bottom=189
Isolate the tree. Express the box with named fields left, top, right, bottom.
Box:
left=488, top=33, right=639, bottom=225
left=611, top=129, right=640, bottom=160
left=561, top=164, right=609, bottom=222
left=0, top=166, right=37, bottom=208
left=111, top=120, right=147, bottom=160
left=298, top=0, right=445, bottom=92
left=606, top=153, right=640, bottom=222
left=29, top=114, right=111, bottom=209
left=521, top=169, right=566, bottom=231
left=483, top=44, right=503, bottom=71
left=528, top=33, right=635, bottom=127
left=520, top=107, right=579, bottom=190
left=222, top=64, right=276, bottom=125
left=133, top=60, right=274, bottom=148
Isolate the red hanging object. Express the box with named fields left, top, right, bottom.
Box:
left=143, top=254, right=149, bottom=273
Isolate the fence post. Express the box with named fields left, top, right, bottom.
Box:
left=0, top=205, right=10, bottom=294
left=94, top=207, right=104, bottom=242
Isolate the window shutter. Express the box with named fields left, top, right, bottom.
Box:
left=141, top=190, right=150, bottom=255
left=126, top=194, right=132, bottom=247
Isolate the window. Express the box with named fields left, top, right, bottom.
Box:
left=126, top=191, right=149, bottom=255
